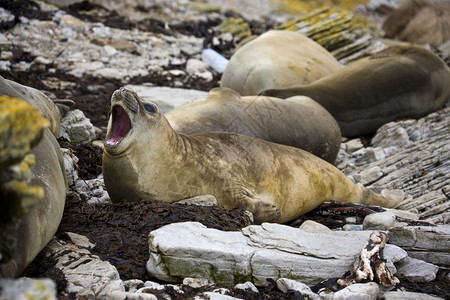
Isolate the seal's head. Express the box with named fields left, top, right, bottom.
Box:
left=105, top=88, right=164, bottom=156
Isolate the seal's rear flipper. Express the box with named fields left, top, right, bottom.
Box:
left=54, top=99, right=75, bottom=118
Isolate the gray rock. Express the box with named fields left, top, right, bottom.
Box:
left=146, top=222, right=405, bottom=286
left=363, top=211, right=396, bottom=230
left=338, top=107, right=450, bottom=224
left=123, top=85, right=208, bottom=113
left=299, top=220, right=332, bottom=233
left=59, top=109, right=96, bottom=144
left=183, top=278, right=214, bottom=288
left=0, top=278, right=57, bottom=300
left=196, top=292, right=243, bottom=300
left=235, top=281, right=258, bottom=293
left=381, top=291, right=444, bottom=300
left=389, top=225, right=450, bottom=267
left=65, top=232, right=95, bottom=249
left=61, top=147, right=79, bottom=187
left=44, top=237, right=120, bottom=294
left=396, top=257, right=438, bottom=282
left=276, top=278, right=319, bottom=299
left=332, top=282, right=379, bottom=300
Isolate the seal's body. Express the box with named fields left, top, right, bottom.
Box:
left=263, top=46, right=450, bottom=137
left=221, top=30, right=340, bottom=96
left=103, top=88, right=399, bottom=224
left=166, top=88, right=341, bottom=163
left=0, top=76, right=67, bottom=277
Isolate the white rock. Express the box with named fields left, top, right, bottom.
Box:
left=389, top=225, right=450, bottom=267
left=332, top=282, right=379, bottom=300
left=124, top=85, right=208, bottom=113
left=64, top=232, right=95, bottom=250
left=363, top=211, right=396, bottom=230
left=355, top=166, right=383, bottom=185
left=344, top=139, right=364, bottom=153
left=0, top=278, right=56, bottom=300
left=186, top=58, right=209, bottom=74
left=123, top=279, right=145, bottom=293
left=45, top=238, right=120, bottom=294
left=396, top=257, right=438, bottom=282
left=183, top=277, right=214, bottom=288
left=146, top=222, right=403, bottom=286
left=103, top=45, right=118, bottom=56
left=382, top=291, right=444, bottom=300
left=235, top=281, right=258, bottom=293
left=59, top=109, right=96, bottom=144
left=276, top=278, right=320, bottom=300
left=61, top=147, right=79, bottom=187
left=299, top=220, right=332, bottom=233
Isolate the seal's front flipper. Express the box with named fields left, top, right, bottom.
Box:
left=228, top=186, right=281, bottom=224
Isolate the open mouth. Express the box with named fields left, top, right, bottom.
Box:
left=106, top=105, right=131, bottom=147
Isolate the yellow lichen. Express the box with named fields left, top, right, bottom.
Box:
left=0, top=95, right=49, bottom=167
left=276, top=6, right=379, bottom=52
left=215, top=17, right=252, bottom=40
left=273, top=0, right=370, bottom=15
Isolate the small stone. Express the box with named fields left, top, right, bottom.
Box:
left=299, top=220, right=332, bottom=233
left=396, top=257, right=438, bottom=282
left=357, top=166, right=383, bottom=185
left=103, top=45, right=118, bottom=56
left=123, top=279, right=144, bottom=293
left=333, top=282, right=379, bottom=300
left=234, top=281, right=258, bottom=293
left=183, top=278, right=214, bottom=288
left=363, top=211, right=396, bottom=230
left=276, top=278, right=319, bottom=299
left=60, top=14, right=85, bottom=29
left=66, top=232, right=95, bottom=249
left=345, top=139, right=364, bottom=153
left=342, top=224, right=363, bottom=231
left=186, top=58, right=209, bottom=75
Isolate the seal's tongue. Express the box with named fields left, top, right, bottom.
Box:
left=106, top=105, right=131, bottom=146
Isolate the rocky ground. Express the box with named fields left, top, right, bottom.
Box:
left=1, top=0, right=449, bottom=299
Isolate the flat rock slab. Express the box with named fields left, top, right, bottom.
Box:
left=146, top=222, right=404, bottom=286
left=123, top=85, right=208, bottom=113
left=389, top=225, right=450, bottom=267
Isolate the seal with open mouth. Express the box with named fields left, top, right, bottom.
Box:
left=102, top=88, right=401, bottom=224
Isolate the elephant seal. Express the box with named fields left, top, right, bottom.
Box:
left=220, top=30, right=340, bottom=96
left=102, top=88, right=400, bottom=224
left=262, top=45, right=450, bottom=137
left=165, top=87, right=341, bottom=164
left=0, top=77, right=67, bottom=277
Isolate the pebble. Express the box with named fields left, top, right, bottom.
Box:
left=276, top=278, right=320, bottom=299
left=234, top=281, right=258, bottom=293
left=363, top=211, right=396, bottom=230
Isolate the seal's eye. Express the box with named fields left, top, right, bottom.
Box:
left=144, top=103, right=156, bottom=113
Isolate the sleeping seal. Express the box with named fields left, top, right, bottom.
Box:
left=165, top=87, right=341, bottom=164
left=220, top=30, right=340, bottom=96
left=102, top=88, right=401, bottom=224
left=0, top=76, right=67, bottom=277
left=262, top=45, right=450, bottom=137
